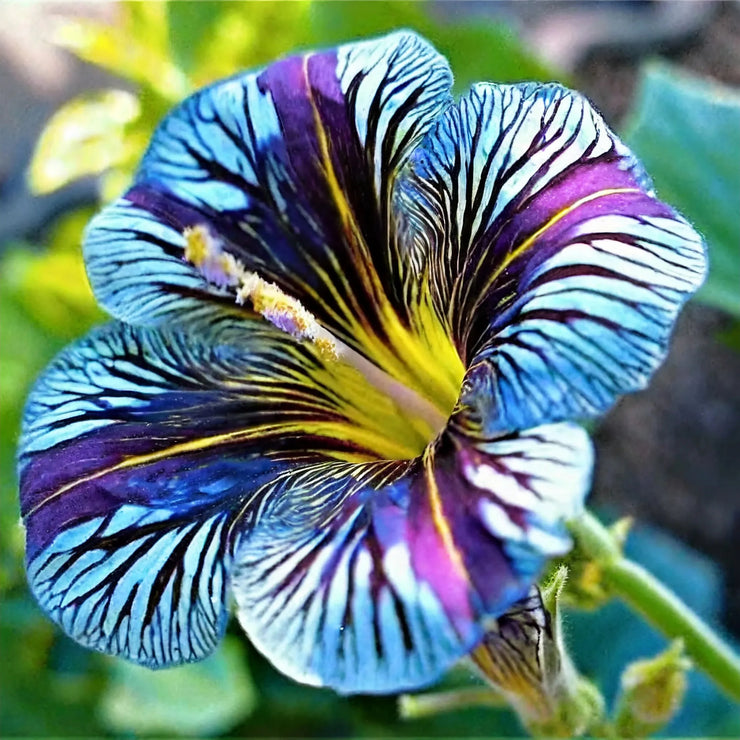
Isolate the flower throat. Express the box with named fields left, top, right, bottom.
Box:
left=184, top=225, right=463, bottom=460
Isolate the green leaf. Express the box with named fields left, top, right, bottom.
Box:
left=166, top=1, right=225, bottom=74
left=99, top=637, right=257, bottom=737
left=0, top=597, right=108, bottom=736
left=623, top=62, right=740, bottom=317
left=28, top=90, right=140, bottom=195
left=183, top=1, right=314, bottom=87
left=53, top=7, right=189, bottom=102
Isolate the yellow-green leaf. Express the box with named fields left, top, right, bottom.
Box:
left=3, top=209, right=105, bottom=339
left=182, top=1, right=314, bottom=87
left=28, top=90, right=140, bottom=195
left=53, top=13, right=188, bottom=101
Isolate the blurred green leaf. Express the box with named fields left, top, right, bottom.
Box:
left=28, top=89, right=140, bottom=195
left=180, top=1, right=314, bottom=87
left=166, top=1, right=225, bottom=74
left=54, top=3, right=188, bottom=102
left=3, top=211, right=105, bottom=340
left=0, top=595, right=108, bottom=736
left=100, top=636, right=257, bottom=736
left=623, top=62, right=740, bottom=317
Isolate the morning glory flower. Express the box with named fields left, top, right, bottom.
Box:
left=18, top=31, right=705, bottom=695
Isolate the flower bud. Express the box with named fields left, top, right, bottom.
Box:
left=469, top=568, right=605, bottom=737
left=614, top=639, right=691, bottom=738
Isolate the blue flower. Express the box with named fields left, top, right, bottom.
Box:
left=18, top=31, right=705, bottom=695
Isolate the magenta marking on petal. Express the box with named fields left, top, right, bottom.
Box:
left=408, top=505, right=475, bottom=627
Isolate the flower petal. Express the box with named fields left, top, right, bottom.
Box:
left=232, top=422, right=591, bottom=694
left=18, top=318, right=435, bottom=668
left=470, top=589, right=557, bottom=723
left=398, top=83, right=706, bottom=432
left=83, top=32, right=461, bottom=407
left=20, top=317, right=590, bottom=689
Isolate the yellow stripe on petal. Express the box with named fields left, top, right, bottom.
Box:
left=29, top=415, right=426, bottom=518
left=301, top=54, right=465, bottom=418
left=470, top=187, right=642, bottom=312
left=423, top=446, right=470, bottom=584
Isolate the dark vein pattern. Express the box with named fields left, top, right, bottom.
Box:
left=19, top=32, right=706, bottom=694
left=27, top=506, right=234, bottom=667
left=20, top=317, right=591, bottom=690
left=233, top=424, right=591, bottom=693
left=18, top=318, right=429, bottom=669
left=84, top=32, right=454, bottom=371
left=397, top=83, right=706, bottom=434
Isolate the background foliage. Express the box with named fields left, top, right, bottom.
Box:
left=1, top=2, right=738, bottom=736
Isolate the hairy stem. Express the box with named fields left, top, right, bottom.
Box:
left=569, top=510, right=740, bottom=702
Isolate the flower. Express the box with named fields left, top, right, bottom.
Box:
left=18, top=31, right=705, bottom=695
left=470, top=571, right=604, bottom=735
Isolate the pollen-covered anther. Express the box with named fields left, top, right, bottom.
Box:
left=183, top=224, right=245, bottom=288
left=314, top=336, right=339, bottom=361
left=236, top=272, right=338, bottom=359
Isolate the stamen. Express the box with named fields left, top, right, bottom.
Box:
left=183, top=224, right=337, bottom=358
left=183, top=224, right=448, bottom=437
left=184, top=225, right=244, bottom=288
left=236, top=274, right=338, bottom=360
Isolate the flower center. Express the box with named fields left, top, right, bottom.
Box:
left=184, top=224, right=461, bottom=459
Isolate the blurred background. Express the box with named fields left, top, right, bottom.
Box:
left=1, top=1, right=738, bottom=736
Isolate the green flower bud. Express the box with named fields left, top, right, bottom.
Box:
left=614, top=639, right=691, bottom=738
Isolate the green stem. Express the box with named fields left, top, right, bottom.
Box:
left=398, top=687, right=507, bottom=719
left=568, top=510, right=740, bottom=703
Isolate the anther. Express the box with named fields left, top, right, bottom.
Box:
left=183, top=224, right=244, bottom=288
left=183, top=224, right=338, bottom=359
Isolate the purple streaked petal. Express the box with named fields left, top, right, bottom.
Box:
left=19, top=312, right=590, bottom=691
left=232, top=422, right=591, bottom=694
left=18, top=321, right=280, bottom=666
left=84, top=32, right=453, bottom=361
left=397, top=82, right=706, bottom=432
left=18, top=318, right=432, bottom=668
